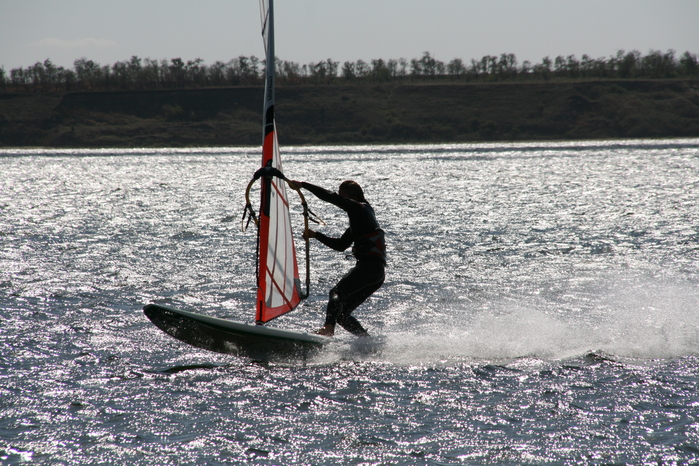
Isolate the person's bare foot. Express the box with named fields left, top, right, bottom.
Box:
left=315, top=324, right=335, bottom=336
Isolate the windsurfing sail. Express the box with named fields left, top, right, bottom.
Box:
left=250, top=0, right=305, bottom=323
left=143, top=0, right=328, bottom=359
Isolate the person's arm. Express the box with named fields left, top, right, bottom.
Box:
left=315, top=228, right=353, bottom=252
left=296, top=181, right=352, bottom=211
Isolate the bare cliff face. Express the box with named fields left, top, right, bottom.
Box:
left=2, top=80, right=698, bottom=148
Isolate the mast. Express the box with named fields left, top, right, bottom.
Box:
left=262, top=0, right=275, bottom=147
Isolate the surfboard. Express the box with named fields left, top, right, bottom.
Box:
left=143, top=304, right=330, bottom=360
left=143, top=0, right=328, bottom=360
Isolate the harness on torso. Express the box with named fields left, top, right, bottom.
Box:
left=352, top=228, right=386, bottom=263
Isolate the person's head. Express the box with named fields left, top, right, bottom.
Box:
left=338, top=180, right=367, bottom=202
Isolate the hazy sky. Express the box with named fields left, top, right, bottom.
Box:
left=1, top=0, right=698, bottom=71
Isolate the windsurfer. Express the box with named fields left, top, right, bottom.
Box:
left=289, top=180, right=386, bottom=337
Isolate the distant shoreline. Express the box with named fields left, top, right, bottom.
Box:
left=2, top=136, right=699, bottom=152
left=1, top=79, right=698, bottom=148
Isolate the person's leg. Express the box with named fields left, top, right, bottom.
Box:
left=335, top=312, right=368, bottom=336
left=323, top=261, right=384, bottom=336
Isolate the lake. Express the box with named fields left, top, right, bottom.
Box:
left=1, top=139, right=698, bottom=464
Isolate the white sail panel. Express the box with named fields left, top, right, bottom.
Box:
left=263, top=171, right=297, bottom=308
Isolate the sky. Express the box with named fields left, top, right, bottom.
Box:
left=1, top=0, right=698, bottom=72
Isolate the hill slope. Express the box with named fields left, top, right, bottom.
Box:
left=1, top=80, right=698, bottom=148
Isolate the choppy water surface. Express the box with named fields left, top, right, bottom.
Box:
left=1, top=140, right=699, bottom=465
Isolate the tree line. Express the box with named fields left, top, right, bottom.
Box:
left=2, top=49, right=697, bottom=92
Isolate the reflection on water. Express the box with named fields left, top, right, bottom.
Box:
left=1, top=139, right=699, bottom=464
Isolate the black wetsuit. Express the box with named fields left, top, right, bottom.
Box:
left=301, top=182, right=386, bottom=335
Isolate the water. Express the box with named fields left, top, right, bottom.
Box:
left=1, top=140, right=698, bottom=465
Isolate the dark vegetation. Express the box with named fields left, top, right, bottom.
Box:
left=2, top=50, right=698, bottom=92
left=1, top=50, right=698, bottom=147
